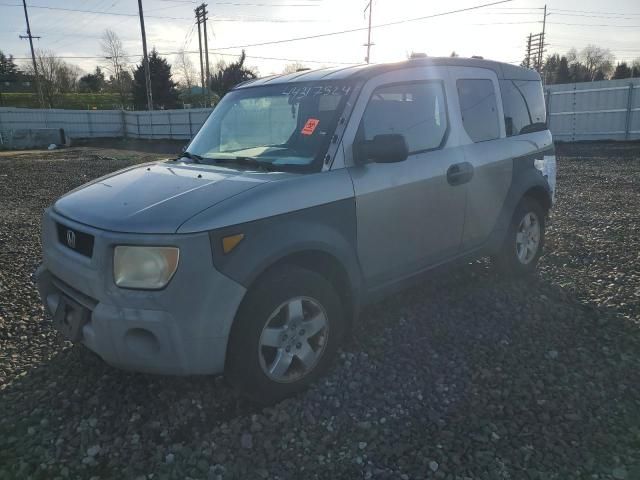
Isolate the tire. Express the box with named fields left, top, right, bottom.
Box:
left=225, top=264, right=344, bottom=404
left=492, top=196, right=546, bottom=276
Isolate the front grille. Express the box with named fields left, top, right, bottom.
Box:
left=56, top=223, right=94, bottom=258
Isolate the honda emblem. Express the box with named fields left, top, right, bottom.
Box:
left=66, top=230, right=76, bottom=249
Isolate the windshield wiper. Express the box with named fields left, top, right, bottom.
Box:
left=210, top=156, right=279, bottom=171
left=177, top=151, right=204, bottom=163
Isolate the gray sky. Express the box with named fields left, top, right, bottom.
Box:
left=1, top=0, right=639, bottom=79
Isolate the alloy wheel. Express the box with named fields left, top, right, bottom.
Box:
left=515, top=211, right=541, bottom=264
left=258, top=296, right=329, bottom=383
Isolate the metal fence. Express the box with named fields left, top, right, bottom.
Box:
left=545, top=77, right=640, bottom=142
left=2, top=78, right=640, bottom=143
left=0, top=107, right=213, bottom=141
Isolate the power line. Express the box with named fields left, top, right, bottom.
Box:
left=43, top=0, right=120, bottom=49
left=484, top=6, right=544, bottom=10
left=156, top=0, right=321, bottom=4
left=209, top=15, right=321, bottom=22
left=548, top=22, right=640, bottom=28
left=550, top=8, right=640, bottom=16
left=181, top=21, right=197, bottom=51
left=183, top=0, right=516, bottom=51
left=551, top=44, right=640, bottom=53
left=2, top=0, right=519, bottom=48
left=6, top=0, right=520, bottom=68
left=208, top=52, right=356, bottom=65
left=470, top=21, right=540, bottom=25
left=0, top=3, right=192, bottom=20
left=9, top=51, right=358, bottom=65
left=0, top=2, right=322, bottom=23
left=549, top=12, right=640, bottom=21
left=199, top=1, right=322, bottom=5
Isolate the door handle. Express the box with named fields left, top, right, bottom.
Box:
left=447, top=162, right=474, bottom=186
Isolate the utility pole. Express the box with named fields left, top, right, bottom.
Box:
left=137, top=0, right=153, bottom=110
left=523, top=6, right=548, bottom=75
left=364, top=0, right=374, bottom=64
left=195, top=4, right=210, bottom=106
left=202, top=7, right=211, bottom=106
left=525, top=33, right=532, bottom=68
left=19, top=0, right=44, bottom=108
left=539, top=4, right=547, bottom=71
left=524, top=32, right=544, bottom=72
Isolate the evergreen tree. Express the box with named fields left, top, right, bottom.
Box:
left=79, top=67, right=105, bottom=92
left=132, top=49, right=179, bottom=110
left=543, top=54, right=560, bottom=84
left=612, top=62, right=632, bottom=80
left=209, top=50, right=256, bottom=99
left=0, top=50, right=20, bottom=81
left=556, top=56, right=570, bottom=84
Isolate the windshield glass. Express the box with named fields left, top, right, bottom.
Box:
left=186, top=81, right=354, bottom=171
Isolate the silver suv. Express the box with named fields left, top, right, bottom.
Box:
left=36, top=57, right=556, bottom=403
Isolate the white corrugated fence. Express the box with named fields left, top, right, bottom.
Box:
left=545, top=77, right=640, bottom=142
left=2, top=78, right=640, bottom=143
left=0, top=107, right=213, bottom=141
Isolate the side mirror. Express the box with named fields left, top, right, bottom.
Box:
left=355, top=134, right=409, bottom=164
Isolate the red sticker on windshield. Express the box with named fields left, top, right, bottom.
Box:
left=301, top=118, right=320, bottom=135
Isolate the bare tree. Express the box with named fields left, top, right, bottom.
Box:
left=57, top=63, right=82, bottom=92
left=282, top=62, right=308, bottom=74
left=175, top=49, right=197, bottom=90
left=566, top=48, right=579, bottom=65
left=25, top=50, right=81, bottom=107
left=101, top=29, right=129, bottom=107
left=580, top=45, right=615, bottom=81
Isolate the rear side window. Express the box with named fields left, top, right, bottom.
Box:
left=457, top=79, right=500, bottom=142
left=360, top=81, right=448, bottom=153
left=500, top=79, right=547, bottom=136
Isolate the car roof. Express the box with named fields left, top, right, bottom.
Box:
left=234, top=56, right=540, bottom=89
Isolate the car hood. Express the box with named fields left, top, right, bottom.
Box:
left=53, top=161, right=290, bottom=233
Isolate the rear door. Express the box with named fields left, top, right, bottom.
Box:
left=342, top=67, right=468, bottom=290
left=449, top=67, right=513, bottom=251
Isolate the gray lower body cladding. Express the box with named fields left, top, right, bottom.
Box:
left=209, top=198, right=362, bottom=293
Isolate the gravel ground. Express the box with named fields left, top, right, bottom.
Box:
left=0, top=144, right=639, bottom=480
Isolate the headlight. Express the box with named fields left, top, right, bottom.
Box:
left=113, top=246, right=179, bottom=289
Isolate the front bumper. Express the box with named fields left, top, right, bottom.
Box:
left=36, top=209, right=246, bottom=375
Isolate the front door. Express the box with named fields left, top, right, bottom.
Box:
left=344, top=68, right=468, bottom=290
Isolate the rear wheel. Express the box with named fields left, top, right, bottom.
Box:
left=492, top=196, right=546, bottom=276
left=225, top=265, right=344, bottom=404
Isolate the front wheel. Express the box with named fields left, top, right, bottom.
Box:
left=492, top=196, right=546, bottom=276
left=225, top=265, right=344, bottom=404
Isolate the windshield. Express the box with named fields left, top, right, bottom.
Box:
left=186, top=81, right=354, bottom=172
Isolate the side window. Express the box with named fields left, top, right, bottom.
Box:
left=518, top=80, right=547, bottom=127
left=500, top=79, right=547, bottom=136
left=456, top=79, right=500, bottom=142
left=359, top=81, right=448, bottom=154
